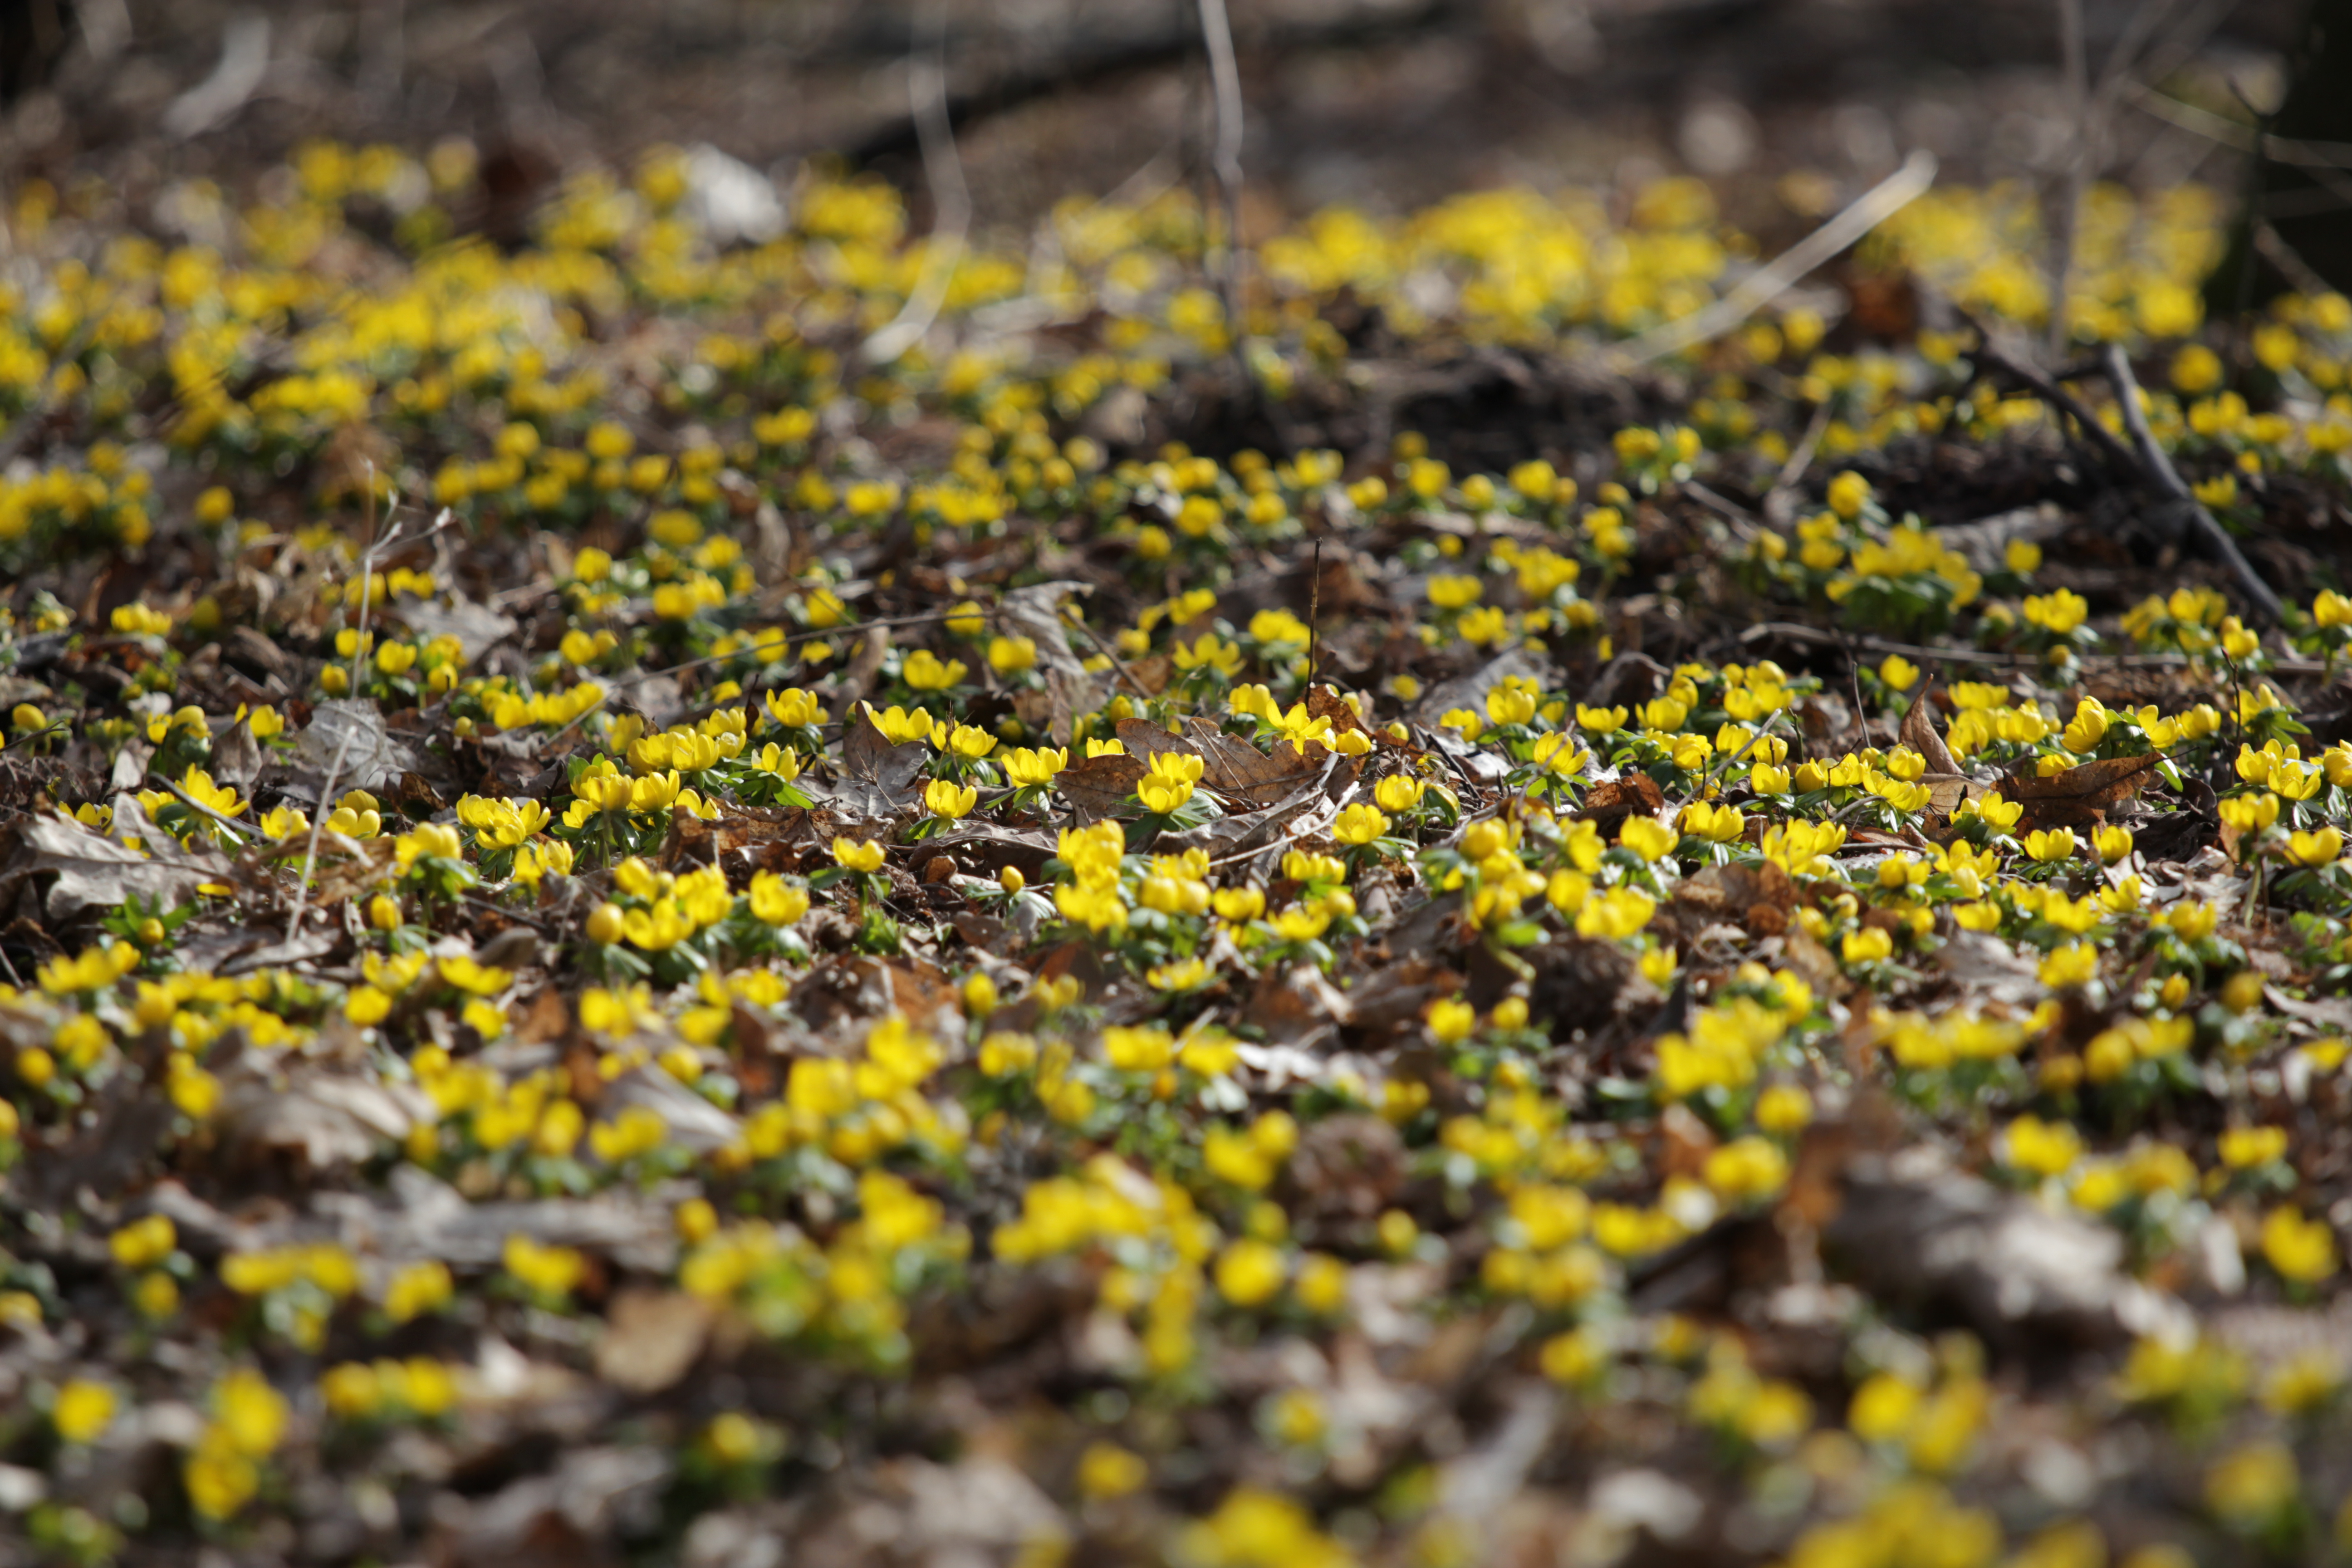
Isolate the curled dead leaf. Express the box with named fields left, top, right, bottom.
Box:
left=1999, top=752, right=2165, bottom=833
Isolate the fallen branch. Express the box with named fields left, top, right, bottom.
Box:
left=1964, top=328, right=2141, bottom=480
left=2097, top=342, right=2284, bottom=625
left=1617, top=149, right=1938, bottom=366
left=1738, top=620, right=2325, bottom=675
left=862, top=4, right=970, bottom=368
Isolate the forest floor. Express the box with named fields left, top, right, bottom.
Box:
left=6, top=5, right=2352, bottom=1568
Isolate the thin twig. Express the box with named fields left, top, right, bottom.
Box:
left=2098, top=342, right=2283, bottom=625
left=2254, top=221, right=2336, bottom=299
left=1681, top=481, right=1762, bottom=543
left=0, top=315, right=100, bottom=469
left=1, top=721, right=71, bottom=754
left=2047, top=0, right=2090, bottom=358
left=645, top=611, right=988, bottom=680
left=1735, top=620, right=2328, bottom=675
left=160, top=781, right=251, bottom=844
left=1196, top=0, right=1251, bottom=392
left=863, top=2, right=970, bottom=368
left=1306, top=537, right=1322, bottom=689
left=1964, top=324, right=2142, bottom=480
left=286, top=504, right=448, bottom=941
left=1617, top=150, right=1939, bottom=366
left=1776, top=401, right=1834, bottom=492
left=1062, top=606, right=1152, bottom=701
left=2128, top=81, right=2352, bottom=201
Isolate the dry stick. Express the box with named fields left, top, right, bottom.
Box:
left=162, top=780, right=251, bottom=844
left=1196, top=0, right=1250, bottom=393
left=1680, top=481, right=1762, bottom=543
left=2047, top=0, right=2091, bottom=360
left=1674, top=709, right=1792, bottom=810
left=1062, top=606, right=1153, bottom=701
left=2128, top=82, right=2352, bottom=206
left=1737, top=619, right=2331, bottom=675
left=1, top=721, right=70, bottom=754
left=1776, top=401, right=1834, bottom=491
left=1306, top=537, right=1322, bottom=691
left=647, top=611, right=989, bottom=680
left=0, top=315, right=100, bottom=469
left=2256, top=221, right=2337, bottom=299
left=1965, top=329, right=2143, bottom=480
left=2097, top=342, right=2284, bottom=625
left=862, top=3, right=970, bottom=368
left=284, top=505, right=448, bottom=943
left=1617, top=150, right=1939, bottom=367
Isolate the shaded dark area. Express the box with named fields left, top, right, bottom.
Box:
left=0, top=0, right=2309, bottom=243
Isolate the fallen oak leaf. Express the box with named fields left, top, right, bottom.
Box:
left=0, top=807, right=230, bottom=925
left=1913, top=772, right=1984, bottom=843
left=1181, top=715, right=1333, bottom=807
left=1898, top=682, right=1961, bottom=777
left=1054, top=751, right=1147, bottom=819
left=1999, top=752, right=2166, bottom=834
left=837, top=703, right=928, bottom=808
left=1573, top=771, right=1665, bottom=833
left=1306, top=684, right=1411, bottom=753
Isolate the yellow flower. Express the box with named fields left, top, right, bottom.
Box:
left=2061, top=698, right=2108, bottom=754
left=385, top=1260, right=454, bottom=1323
left=1826, top=470, right=1872, bottom=519
left=748, top=872, right=809, bottom=926
left=2262, top=1206, right=2339, bottom=1283
left=212, top=1367, right=289, bottom=1456
left=504, top=1234, right=586, bottom=1298
left=1846, top=1372, right=1921, bottom=1443
left=2206, top=1441, right=2301, bottom=1528
left=1878, top=653, right=1918, bottom=691
left=1333, top=802, right=1389, bottom=846
left=901, top=649, right=967, bottom=690
left=863, top=704, right=935, bottom=745
left=1078, top=1441, right=1147, bottom=1499
left=2039, top=943, right=2097, bottom=989
left=833, top=837, right=887, bottom=873
left=1135, top=750, right=1203, bottom=814
left=1428, top=573, right=1482, bottom=609
left=923, top=779, right=977, bottom=820
left=1576, top=886, right=1656, bottom=940
left=2023, top=588, right=2088, bottom=634
left=943, top=723, right=997, bottom=760
left=52, top=1379, right=117, bottom=1444
left=2219, top=1125, right=2288, bottom=1169
left=1842, top=928, right=1892, bottom=964
left=1426, top=997, right=1475, bottom=1044
left=2001, top=1115, right=2080, bottom=1176
left=2286, top=827, right=2343, bottom=868
left=2023, top=828, right=2076, bottom=863
left=1003, top=746, right=1067, bottom=787
left=1619, top=817, right=1677, bottom=862
left=1214, top=1238, right=1287, bottom=1306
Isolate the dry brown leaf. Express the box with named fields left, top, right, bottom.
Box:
left=1306, top=684, right=1406, bottom=751
left=1899, top=683, right=1961, bottom=776
left=838, top=704, right=928, bottom=808
left=1112, top=715, right=1198, bottom=770
left=1182, top=716, right=1331, bottom=806
left=1128, top=652, right=1175, bottom=695
left=1055, top=751, right=1146, bottom=818
left=0, top=808, right=230, bottom=925
left=1574, top=771, right=1665, bottom=831
left=1998, top=752, right=2165, bottom=833
left=595, top=1289, right=713, bottom=1395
